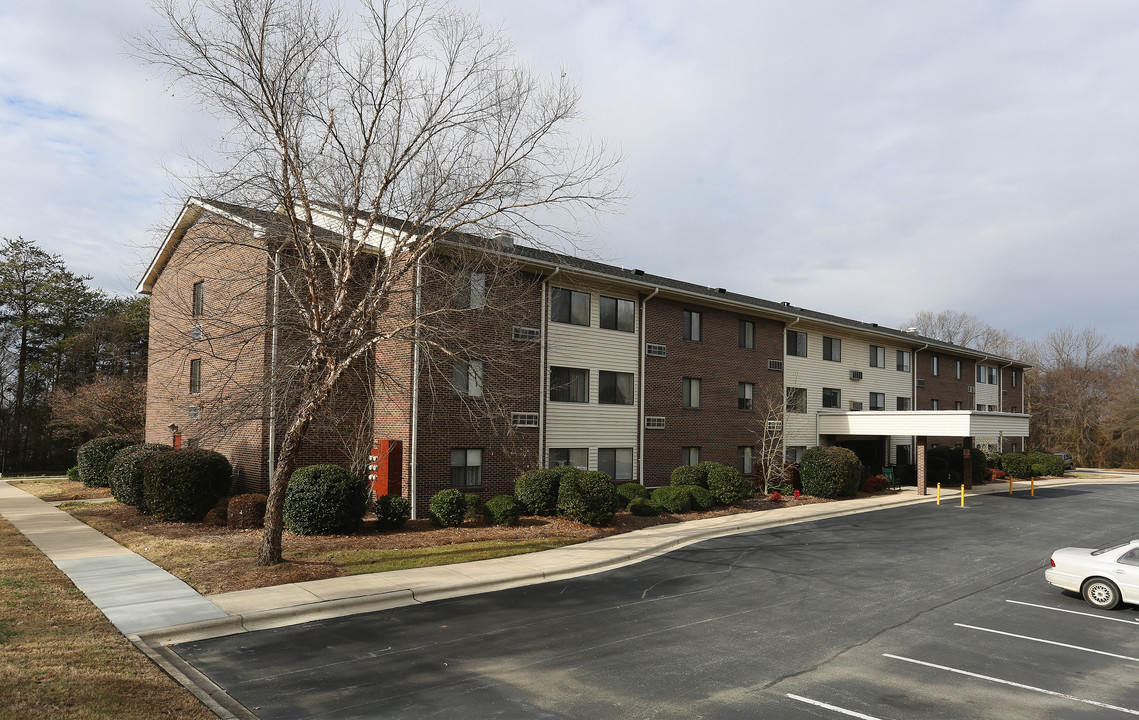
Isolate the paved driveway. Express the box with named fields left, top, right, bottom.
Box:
left=175, top=484, right=1139, bottom=719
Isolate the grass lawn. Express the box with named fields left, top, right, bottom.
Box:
left=0, top=514, right=212, bottom=720
left=302, top=538, right=582, bottom=575
left=7, top=476, right=111, bottom=503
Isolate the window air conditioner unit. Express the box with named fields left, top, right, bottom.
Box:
left=917, top=379, right=926, bottom=388
left=765, top=419, right=782, bottom=431
left=646, top=343, right=667, bottom=357
left=512, top=326, right=541, bottom=342
left=850, top=401, right=864, bottom=411
left=645, top=416, right=666, bottom=429
left=850, top=370, right=863, bottom=380
left=188, top=405, right=200, bottom=420
left=1002, top=390, right=1008, bottom=397
left=967, top=385, right=974, bottom=393
left=190, top=325, right=203, bottom=341
left=510, top=412, right=539, bottom=428
left=767, top=359, right=783, bottom=371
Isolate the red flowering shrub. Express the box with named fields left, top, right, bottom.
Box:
left=861, top=475, right=889, bottom=493
left=770, top=491, right=783, bottom=502
left=989, top=468, right=1008, bottom=480
left=793, top=489, right=800, bottom=498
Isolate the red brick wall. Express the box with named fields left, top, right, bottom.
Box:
left=915, top=350, right=975, bottom=412
left=642, top=298, right=783, bottom=486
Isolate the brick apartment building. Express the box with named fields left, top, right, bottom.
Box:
left=139, top=198, right=1032, bottom=515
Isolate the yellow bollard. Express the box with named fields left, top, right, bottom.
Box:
left=1009, top=477, right=1013, bottom=495
left=1031, top=477, right=1035, bottom=497
left=937, top=483, right=941, bottom=505
left=961, top=485, right=965, bottom=507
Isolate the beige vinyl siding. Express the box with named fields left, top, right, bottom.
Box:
left=783, top=323, right=914, bottom=450
left=975, top=369, right=999, bottom=409
left=889, top=436, right=911, bottom=465
left=546, top=284, right=640, bottom=477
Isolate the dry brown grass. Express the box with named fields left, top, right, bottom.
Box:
left=9, top=477, right=112, bottom=503
left=0, top=515, right=212, bottom=720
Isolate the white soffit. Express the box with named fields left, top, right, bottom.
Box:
left=817, top=411, right=1030, bottom=438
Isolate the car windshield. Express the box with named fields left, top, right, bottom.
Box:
left=1091, top=541, right=1132, bottom=556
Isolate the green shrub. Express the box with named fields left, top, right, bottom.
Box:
left=375, top=494, right=411, bottom=530
left=1031, top=463, right=1047, bottom=477
left=1028, top=451, right=1064, bottom=477
left=142, top=449, right=233, bottom=522
left=685, top=484, right=716, bottom=511
left=515, top=467, right=575, bottom=515
left=1047, top=452, right=1065, bottom=476
left=707, top=465, right=752, bottom=505
left=616, top=482, right=650, bottom=505
left=283, top=465, right=368, bottom=535
left=557, top=470, right=617, bottom=526
left=800, top=446, right=863, bottom=499
left=669, top=464, right=709, bottom=488
left=484, top=495, right=525, bottom=526
left=77, top=436, right=136, bottom=487
left=651, top=485, right=693, bottom=513
left=227, top=493, right=268, bottom=529
left=66, top=466, right=80, bottom=483
left=971, top=448, right=989, bottom=483
left=628, top=497, right=661, bottom=516
left=428, top=488, right=468, bottom=527
left=108, top=443, right=173, bottom=511
left=1001, top=452, right=1031, bottom=479
left=464, top=492, right=483, bottom=521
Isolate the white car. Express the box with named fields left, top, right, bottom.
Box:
left=1045, top=539, right=1139, bottom=609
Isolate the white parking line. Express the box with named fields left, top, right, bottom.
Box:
left=883, top=654, right=1139, bottom=716
left=1006, top=599, right=1139, bottom=624
left=785, top=694, right=889, bottom=719
left=955, top=623, right=1139, bottom=662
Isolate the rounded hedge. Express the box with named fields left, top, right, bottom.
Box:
left=616, top=482, right=650, bottom=505
left=1000, top=452, right=1031, bottom=479
left=800, top=446, right=863, bottom=499
left=484, top=495, right=525, bottom=526
left=557, top=470, right=617, bottom=526
left=685, top=484, right=716, bottom=511
left=108, top=443, right=173, bottom=511
left=283, top=464, right=368, bottom=535
left=651, top=485, right=693, bottom=513
left=515, top=467, right=575, bottom=515
left=628, top=497, right=661, bottom=516
left=375, top=494, right=411, bottom=530
left=463, top=492, right=483, bottom=521
left=228, top=493, right=268, bottom=529
left=707, top=465, right=752, bottom=505
left=1028, top=451, right=1064, bottom=477
left=429, top=488, right=468, bottom=527
left=77, top=435, right=136, bottom=488
left=670, top=464, right=709, bottom=488
left=142, top=449, right=233, bottom=522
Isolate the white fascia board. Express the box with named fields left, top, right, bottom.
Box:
left=817, top=410, right=1031, bottom=438
left=302, top=202, right=411, bottom=255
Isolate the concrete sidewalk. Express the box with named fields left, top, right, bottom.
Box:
left=2, top=475, right=1134, bottom=646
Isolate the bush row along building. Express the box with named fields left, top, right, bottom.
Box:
left=138, top=199, right=1031, bottom=516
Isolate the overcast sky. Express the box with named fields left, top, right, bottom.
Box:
left=2, top=1, right=1137, bottom=345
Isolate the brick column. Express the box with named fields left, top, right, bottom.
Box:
left=962, top=436, right=973, bottom=490
left=916, top=436, right=927, bottom=495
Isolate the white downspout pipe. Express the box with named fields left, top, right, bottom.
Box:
left=409, top=256, right=423, bottom=518
left=638, top=287, right=659, bottom=485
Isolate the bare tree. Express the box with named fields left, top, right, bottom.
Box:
left=747, top=385, right=792, bottom=496
left=902, top=309, right=1028, bottom=357
left=133, top=0, right=622, bottom=564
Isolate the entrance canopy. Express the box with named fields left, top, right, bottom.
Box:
left=816, top=410, right=1030, bottom=439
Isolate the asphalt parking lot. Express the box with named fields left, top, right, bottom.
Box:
left=175, top=484, right=1139, bottom=719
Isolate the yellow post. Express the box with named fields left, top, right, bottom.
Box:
left=960, top=485, right=965, bottom=507
left=1009, top=477, right=1013, bottom=495
left=937, top=483, right=941, bottom=505
left=1031, top=477, right=1035, bottom=497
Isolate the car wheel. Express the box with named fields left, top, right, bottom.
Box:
left=1081, top=578, right=1121, bottom=610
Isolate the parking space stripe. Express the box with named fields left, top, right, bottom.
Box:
left=955, top=623, right=1139, bottom=663
left=883, top=654, right=1139, bottom=716
left=785, top=694, right=889, bottom=719
left=1006, top=599, right=1139, bottom=624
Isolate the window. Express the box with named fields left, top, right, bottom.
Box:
left=189, top=359, right=201, bottom=394
left=551, top=287, right=590, bottom=326
left=931, top=355, right=940, bottom=376
left=869, top=392, right=885, bottom=411
left=682, top=378, right=701, bottom=408
left=599, top=371, right=634, bottom=405
left=896, top=397, right=911, bottom=411
left=739, top=320, right=754, bottom=349
left=738, top=446, right=754, bottom=475
left=1011, top=442, right=1018, bottom=453
left=931, top=399, right=940, bottom=410
left=681, top=447, right=700, bottom=466
left=683, top=310, right=701, bottom=341
left=451, top=358, right=484, bottom=397
left=869, top=345, right=885, bottom=368
left=550, top=366, right=588, bottom=403
left=896, top=350, right=910, bottom=372
left=450, top=448, right=482, bottom=487
left=192, top=281, right=204, bottom=316
left=1119, top=549, right=1139, bottom=567
left=600, top=296, right=635, bottom=332
left=988, top=367, right=998, bottom=385
left=954, top=401, right=963, bottom=410
left=786, top=446, right=805, bottom=463
left=468, top=272, right=486, bottom=309
left=1012, top=370, right=1018, bottom=388
left=549, top=448, right=588, bottom=469
left=976, top=403, right=985, bottom=411
left=823, top=337, right=841, bottom=362
left=786, top=330, right=807, bottom=357
left=955, top=359, right=962, bottom=380
left=511, top=412, right=539, bottom=427
left=598, top=448, right=633, bottom=481
left=738, top=382, right=753, bottom=410
left=988, top=404, right=996, bottom=412
left=786, top=387, right=807, bottom=413
left=822, top=387, right=840, bottom=409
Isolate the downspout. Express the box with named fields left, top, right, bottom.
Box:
left=638, top=287, right=660, bottom=485
left=409, top=256, right=423, bottom=518
left=268, top=244, right=280, bottom=489
left=539, top=266, right=560, bottom=469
